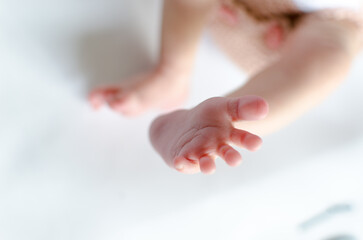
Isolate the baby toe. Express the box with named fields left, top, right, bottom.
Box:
left=89, top=90, right=106, bottom=109
left=244, top=134, right=263, bottom=151
left=107, top=95, right=129, bottom=111
left=174, top=156, right=200, bottom=174
left=230, top=128, right=263, bottom=152
left=228, top=96, right=269, bottom=121
left=199, top=155, right=216, bottom=175
left=89, top=87, right=120, bottom=109
left=218, top=144, right=242, bottom=167
left=106, top=93, right=142, bottom=116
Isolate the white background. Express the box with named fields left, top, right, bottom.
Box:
left=292, top=0, right=362, bottom=11
left=0, top=0, right=362, bottom=239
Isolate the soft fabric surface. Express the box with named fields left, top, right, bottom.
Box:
left=1, top=0, right=362, bottom=239
left=293, top=0, right=362, bottom=11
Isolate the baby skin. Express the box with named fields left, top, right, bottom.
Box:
left=90, top=70, right=269, bottom=174
left=90, top=0, right=360, bottom=174
left=89, top=65, right=190, bottom=116
left=149, top=96, right=268, bottom=174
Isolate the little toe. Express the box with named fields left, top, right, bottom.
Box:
left=174, top=156, right=200, bottom=174
left=230, top=128, right=263, bottom=152
left=89, top=87, right=120, bottom=109
left=217, top=144, right=242, bottom=167
left=228, top=96, right=269, bottom=121
left=199, top=155, right=216, bottom=175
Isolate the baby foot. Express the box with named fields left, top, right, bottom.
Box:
left=89, top=66, right=190, bottom=116
left=149, top=96, right=269, bottom=174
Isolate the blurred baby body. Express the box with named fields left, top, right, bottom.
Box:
left=212, top=0, right=363, bottom=75
left=90, top=0, right=363, bottom=174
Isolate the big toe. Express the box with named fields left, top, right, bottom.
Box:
left=228, top=96, right=269, bottom=121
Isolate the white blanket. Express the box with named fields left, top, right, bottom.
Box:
left=293, top=0, right=362, bottom=11
left=1, top=1, right=362, bottom=239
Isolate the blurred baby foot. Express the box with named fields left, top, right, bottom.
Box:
left=89, top=66, right=190, bottom=116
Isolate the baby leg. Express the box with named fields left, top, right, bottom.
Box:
left=149, top=95, right=268, bottom=174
